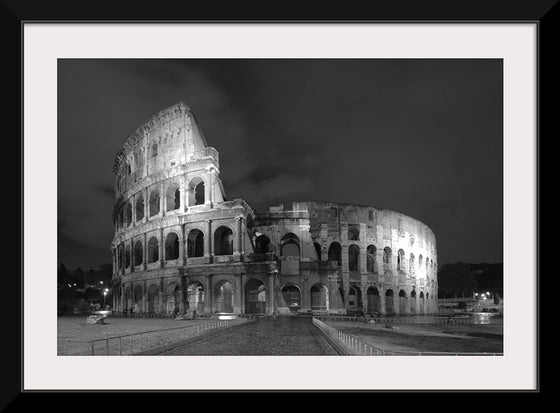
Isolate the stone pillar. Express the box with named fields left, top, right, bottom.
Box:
left=142, top=280, right=147, bottom=313
left=143, top=232, right=148, bottom=271
left=361, top=281, right=368, bottom=314
left=376, top=249, right=384, bottom=276
left=130, top=239, right=135, bottom=272
left=180, top=185, right=186, bottom=213
left=160, top=228, right=165, bottom=268
left=379, top=286, right=386, bottom=315
left=160, top=182, right=165, bottom=215
left=236, top=217, right=243, bottom=256
left=159, top=278, right=165, bottom=314
left=238, top=273, right=245, bottom=314
left=205, top=275, right=213, bottom=314
left=144, top=187, right=149, bottom=219
left=206, top=220, right=213, bottom=259
left=328, top=276, right=343, bottom=312
left=320, top=223, right=328, bottom=261
left=131, top=194, right=136, bottom=226
left=391, top=251, right=398, bottom=275
left=268, top=272, right=275, bottom=315
left=234, top=276, right=243, bottom=314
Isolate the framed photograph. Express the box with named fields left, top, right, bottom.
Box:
left=13, top=1, right=550, bottom=403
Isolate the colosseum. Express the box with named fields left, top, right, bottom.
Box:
left=110, top=102, right=438, bottom=317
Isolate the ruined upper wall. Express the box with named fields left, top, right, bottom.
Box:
left=112, top=102, right=216, bottom=197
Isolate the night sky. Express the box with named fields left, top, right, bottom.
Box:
left=57, top=59, right=503, bottom=271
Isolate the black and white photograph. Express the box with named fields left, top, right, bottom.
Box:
left=20, top=22, right=539, bottom=392
left=56, top=58, right=504, bottom=357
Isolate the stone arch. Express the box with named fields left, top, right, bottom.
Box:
left=328, top=242, right=342, bottom=266
left=410, top=289, right=417, bottom=314
left=348, top=244, right=360, bottom=272
left=254, top=234, right=270, bottom=254
left=135, top=195, right=144, bottom=221
left=125, top=245, right=131, bottom=269
left=310, top=284, right=329, bottom=311
left=147, top=236, right=159, bottom=263
left=187, top=281, right=205, bottom=314
left=398, top=289, right=407, bottom=314
left=188, top=176, right=205, bottom=206
left=281, top=284, right=301, bottom=312
left=214, top=226, right=234, bottom=256
left=166, top=183, right=181, bottom=212
left=348, top=226, right=359, bottom=241
left=397, top=249, right=406, bottom=272
left=245, top=278, right=266, bottom=314
left=165, top=232, right=180, bottom=260
left=348, top=285, right=362, bottom=313
left=385, top=289, right=395, bottom=315
left=367, top=286, right=380, bottom=315
left=214, top=279, right=235, bottom=313
left=125, top=201, right=133, bottom=226
left=149, top=189, right=160, bottom=216
left=147, top=284, right=159, bottom=314
left=187, top=229, right=204, bottom=257
left=133, top=241, right=143, bottom=266
left=366, top=245, right=377, bottom=273
left=280, top=233, right=300, bottom=257
left=313, top=242, right=322, bottom=261
left=133, top=285, right=143, bottom=313
left=383, top=247, right=392, bottom=264
left=409, top=253, right=415, bottom=276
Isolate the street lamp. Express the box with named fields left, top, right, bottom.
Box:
left=103, top=288, right=109, bottom=308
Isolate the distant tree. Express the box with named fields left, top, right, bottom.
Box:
left=437, top=262, right=478, bottom=298
left=73, top=267, right=85, bottom=288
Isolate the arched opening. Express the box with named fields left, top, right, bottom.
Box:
left=135, top=196, right=144, bottom=221
left=348, top=226, right=359, bottom=241
left=254, top=234, right=270, bottom=254
left=399, top=289, right=408, bottom=314
left=187, top=282, right=204, bottom=314
left=215, top=280, right=235, bottom=313
left=366, top=245, right=377, bottom=273
left=409, top=253, right=415, bottom=276
left=282, top=285, right=301, bottom=312
left=173, top=285, right=181, bottom=315
left=188, top=177, right=205, bottom=206
left=385, top=289, right=395, bottom=315
left=367, top=286, right=380, bottom=315
left=149, top=190, right=160, bottom=217
left=348, top=244, right=360, bottom=272
left=187, top=229, right=204, bottom=258
left=383, top=247, right=392, bottom=272
left=125, top=201, right=132, bottom=226
left=165, top=232, right=179, bottom=260
left=280, top=233, right=300, bottom=257
left=420, top=291, right=425, bottom=314
left=134, top=241, right=143, bottom=266
left=147, top=284, right=159, bottom=314
left=397, top=249, right=406, bottom=272
left=313, top=242, right=322, bottom=261
left=245, top=279, right=266, bottom=314
left=426, top=257, right=430, bottom=277
left=214, top=226, right=234, bottom=256
left=125, top=245, right=131, bottom=269
left=166, top=184, right=181, bottom=212
left=151, top=143, right=158, bottom=157
left=410, top=290, right=417, bottom=314
left=124, top=287, right=131, bottom=311
left=133, top=285, right=143, bottom=313
left=310, top=284, right=328, bottom=311
left=117, top=208, right=123, bottom=230
left=348, top=286, right=362, bottom=313
left=328, top=242, right=342, bottom=266
left=147, top=237, right=159, bottom=263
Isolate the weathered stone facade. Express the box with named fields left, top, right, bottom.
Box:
left=110, top=103, right=438, bottom=316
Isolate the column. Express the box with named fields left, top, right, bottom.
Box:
left=320, top=223, right=328, bottom=261
left=160, top=228, right=165, bottom=268
left=144, top=188, right=149, bottom=219
left=143, top=233, right=148, bottom=271
left=268, top=272, right=275, bottom=315
left=205, top=275, right=213, bottom=314
left=361, top=282, right=369, bottom=314
left=234, top=276, right=243, bottom=314
left=130, top=239, right=135, bottom=272
left=120, top=285, right=125, bottom=313
left=160, top=182, right=165, bottom=216
left=376, top=249, right=384, bottom=276
left=142, top=280, right=147, bottom=313
left=159, top=278, right=165, bottom=314
left=131, top=194, right=136, bottom=225
left=379, top=286, right=386, bottom=315
left=206, top=220, right=213, bottom=259
left=236, top=217, right=243, bottom=256
left=179, top=186, right=186, bottom=213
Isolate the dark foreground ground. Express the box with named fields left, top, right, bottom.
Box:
left=158, top=317, right=338, bottom=355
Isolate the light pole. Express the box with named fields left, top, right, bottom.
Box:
left=103, top=288, right=109, bottom=309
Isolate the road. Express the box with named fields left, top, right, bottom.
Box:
left=159, top=316, right=338, bottom=356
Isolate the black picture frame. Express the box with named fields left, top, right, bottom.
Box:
left=9, top=0, right=553, bottom=406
